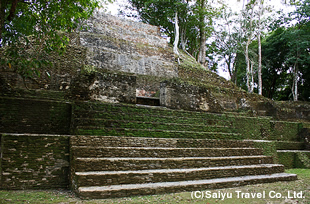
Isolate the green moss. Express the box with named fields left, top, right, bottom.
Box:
left=277, top=151, right=310, bottom=169
left=73, top=101, right=229, bottom=120
left=270, top=121, right=302, bottom=141
left=230, top=116, right=271, bottom=140
left=72, top=101, right=308, bottom=141
left=275, top=141, right=305, bottom=150
left=1, top=134, right=70, bottom=189
left=302, top=122, right=310, bottom=129
left=75, top=128, right=243, bottom=140
left=253, top=141, right=278, bottom=163
left=75, top=118, right=237, bottom=134
left=296, top=152, right=310, bottom=168
left=277, top=152, right=296, bottom=169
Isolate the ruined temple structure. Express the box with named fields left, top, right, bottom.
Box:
left=0, top=12, right=309, bottom=199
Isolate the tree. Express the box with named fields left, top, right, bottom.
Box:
left=261, top=27, right=289, bottom=100
left=0, top=0, right=102, bottom=79
left=240, top=1, right=256, bottom=93
left=232, top=0, right=273, bottom=94
left=173, top=12, right=180, bottom=56
left=260, top=0, right=310, bottom=101
left=288, top=0, right=310, bottom=101
left=127, top=0, right=189, bottom=46
left=257, top=0, right=263, bottom=95
left=196, top=0, right=207, bottom=66
left=127, top=0, right=219, bottom=67
left=234, top=39, right=258, bottom=91
left=212, top=7, right=240, bottom=84
left=193, top=0, right=219, bottom=67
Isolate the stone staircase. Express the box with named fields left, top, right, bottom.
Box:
left=72, top=102, right=241, bottom=140
left=69, top=101, right=298, bottom=199
left=70, top=136, right=296, bottom=199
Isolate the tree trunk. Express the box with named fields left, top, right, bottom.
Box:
left=292, top=64, right=298, bottom=101
left=258, top=32, right=262, bottom=95
left=250, top=60, right=254, bottom=93
left=173, top=12, right=179, bottom=56
left=257, top=0, right=263, bottom=95
left=180, top=28, right=187, bottom=51
left=197, top=0, right=206, bottom=67
left=294, top=76, right=298, bottom=101
left=243, top=3, right=254, bottom=93
left=198, top=28, right=206, bottom=66
left=245, top=39, right=251, bottom=92
left=226, top=57, right=232, bottom=80
left=292, top=37, right=300, bottom=101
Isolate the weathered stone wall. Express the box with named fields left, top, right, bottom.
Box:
left=277, top=151, right=310, bottom=169
left=233, top=116, right=271, bottom=140
left=160, top=80, right=223, bottom=112
left=0, top=42, right=87, bottom=92
left=70, top=72, right=136, bottom=103
left=136, top=75, right=164, bottom=97
left=271, top=121, right=303, bottom=141
left=0, top=134, right=70, bottom=189
left=273, top=101, right=310, bottom=121
left=0, top=97, right=307, bottom=190
left=80, top=12, right=177, bottom=78
left=1, top=12, right=176, bottom=97
left=0, top=97, right=72, bottom=134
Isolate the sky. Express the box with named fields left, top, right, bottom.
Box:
left=104, top=0, right=295, bottom=21
left=103, top=0, right=296, bottom=80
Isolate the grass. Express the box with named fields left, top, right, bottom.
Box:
left=0, top=169, right=309, bottom=204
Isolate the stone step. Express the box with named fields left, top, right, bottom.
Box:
left=74, top=128, right=243, bottom=140
left=73, top=102, right=228, bottom=119
left=71, top=147, right=263, bottom=158
left=275, top=141, right=305, bottom=150
left=77, top=173, right=297, bottom=199
left=277, top=150, right=310, bottom=152
left=70, top=136, right=255, bottom=148
left=75, top=164, right=284, bottom=187
left=277, top=150, right=310, bottom=168
left=223, top=111, right=250, bottom=116
left=73, top=111, right=233, bottom=127
left=74, top=155, right=274, bottom=172
left=73, top=118, right=237, bottom=133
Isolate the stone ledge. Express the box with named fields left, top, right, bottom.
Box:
left=72, top=146, right=263, bottom=158
left=77, top=173, right=297, bottom=199
left=74, top=156, right=274, bottom=172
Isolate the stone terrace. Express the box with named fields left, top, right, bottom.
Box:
left=68, top=101, right=300, bottom=199
left=0, top=95, right=308, bottom=199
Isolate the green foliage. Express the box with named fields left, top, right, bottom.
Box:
left=261, top=27, right=289, bottom=99
left=261, top=14, right=310, bottom=100
left=0, top=0, right=101, bottom=80
left=210, top=8, right=240, bottom=81
left=234, top=0, right=310, bottom=100
left=126, top=0, right=219, bottom=62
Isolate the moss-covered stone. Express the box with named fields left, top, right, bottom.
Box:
left=253, top=141, right=278, bottom=163
left=270, top=121, right=303, bottom=141
left=0, top=97, right=72, bottom=134
left=72, top=101, right=305, bottom=141
left=0, top=134, right=70, bottom=190
left=70, top=72, right=136, bottom=103
left=275, top=141, right=305, bottom=150
left=277, top=151, right=310, bottom=169
left=277, top=151, right=295, bottom=169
